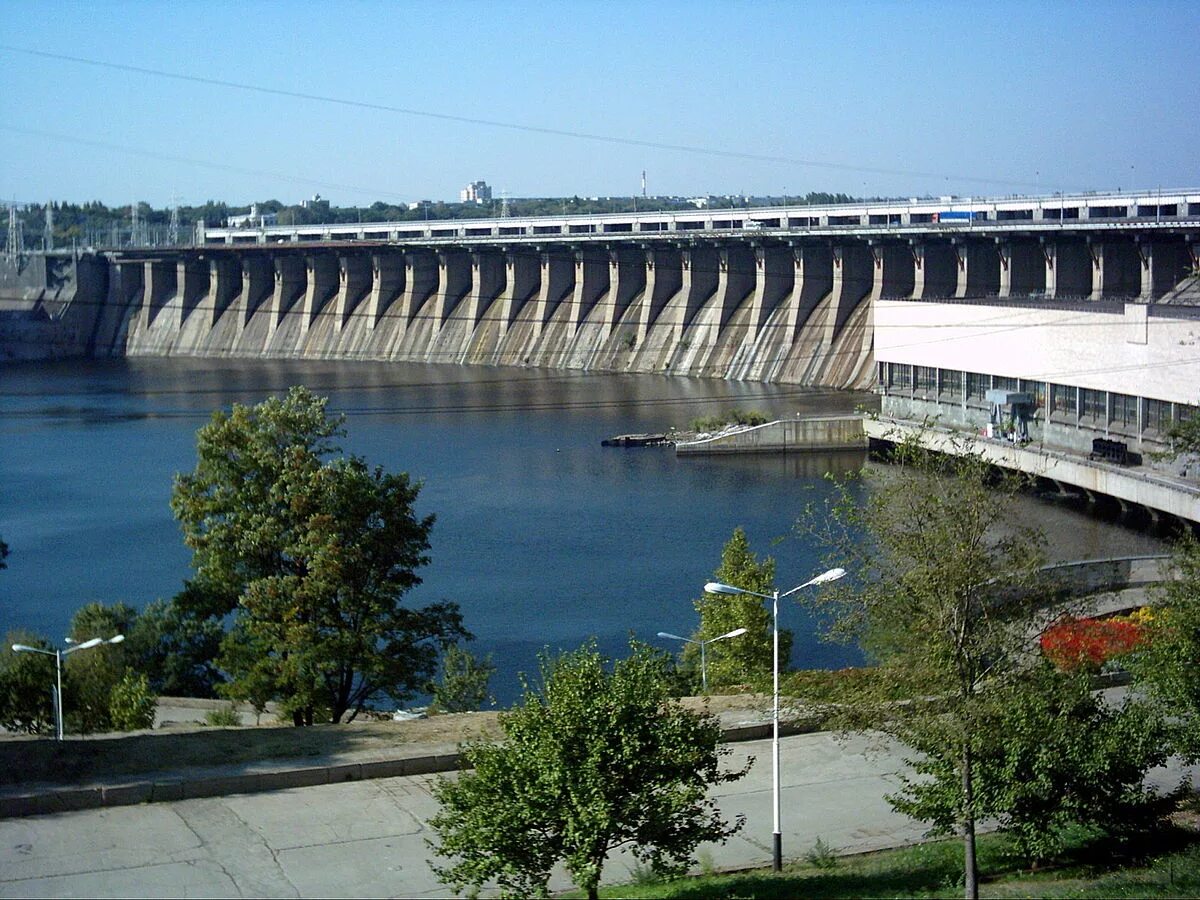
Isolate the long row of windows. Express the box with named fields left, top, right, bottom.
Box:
left=879, top=362, right=1197, bottom=436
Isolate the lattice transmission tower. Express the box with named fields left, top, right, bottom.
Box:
left=5, top=204, right=24, bottom=261
left=169, top=193, right=181, bottom=246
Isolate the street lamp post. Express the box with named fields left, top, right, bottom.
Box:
left=11, top=635, right=125, bottom=740
left=656, top=627, right=748, bottom=693
left=704, top=567, right=846, bottom=872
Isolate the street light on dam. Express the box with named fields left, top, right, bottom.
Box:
left=703, top=566, right=846, bottom=872
left=656, top=627, right=748, bottom=693
left=11, top=634, right=125, bottom=741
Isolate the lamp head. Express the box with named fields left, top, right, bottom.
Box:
left=704, top=581, right=742, bottom=596
left=809, top=567, right=847, bottom=586
left=656, top=632, right=688, bottom=642
left=108, top=634, right=125, bottom=645
left=11, top=644, right=36, bottom=653
left=718, top=627, right=749, bottom=640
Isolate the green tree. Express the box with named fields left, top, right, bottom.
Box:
left=171, top=385, right=344, bottom=621
left=891, top=664, right=1167, bottom=866
left=430, top=644, right=495, bottom=713
left=1127, top=535, right=1200, bottom=759
left=0, top=631, right=55, bottom=734
left=799, top=434, right=1055, bottom=898
left=127, top=598, right=225, bottom=698
left=690, top=527, right=790, bottom=688
left=64, top=602, right=137, bottom=734
left=428, top=641, right=748, bottom=899
left=172, top=387, right=466, bottom=725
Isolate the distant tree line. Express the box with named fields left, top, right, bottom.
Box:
left=3, top=191, right=876, bottom=249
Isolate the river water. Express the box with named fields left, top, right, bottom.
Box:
left=0, top=359, right=1166, bottom=704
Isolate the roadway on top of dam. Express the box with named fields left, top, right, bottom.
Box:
left=185, top=188, right=1200, bottom=253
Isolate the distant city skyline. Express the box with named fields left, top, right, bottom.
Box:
left=1, top=0, right=1197, bottom=208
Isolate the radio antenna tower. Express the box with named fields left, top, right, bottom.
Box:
left=130, top=202, right=141, bottom=247
left=500, top=189, right=509, bottom=218
left=44, top=202, right=54, bottom=251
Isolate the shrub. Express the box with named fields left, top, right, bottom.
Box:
left=0, top=632, right=56, bottom=735
left=805, top=836, right=840, bottom=869
left=108, top=671, right=157, bottom=731
left=204, top=703, right=243, bottom=727
left=1040, top=614, right=1146, bottom=672
left=429, top=645, right=494, bottom=713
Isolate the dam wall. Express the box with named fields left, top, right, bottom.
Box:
left=2, top=203, right=1195, bottom=391
left=0, top=253, right=114, bottom=361
left=118, top=244, right=877, bottom=389
left=0, top=246, right=878, bottom=389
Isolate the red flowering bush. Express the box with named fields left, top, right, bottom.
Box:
left=1039, top=613, right=1146, bottom=672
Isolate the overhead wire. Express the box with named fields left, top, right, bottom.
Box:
left=1, top=44, right=1193, bottom=397
left=0, top=45, right=1051, bottom=191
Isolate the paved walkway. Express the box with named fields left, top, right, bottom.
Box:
left=2, top=720, right=1194, bottom=898
left=0, top=731, right=923, bottom=898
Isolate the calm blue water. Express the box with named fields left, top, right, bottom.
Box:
left=0, top=358, right=1165, bottom=704
left=0, top=359, right=877, bottom=703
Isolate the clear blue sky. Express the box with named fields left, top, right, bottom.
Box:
left=1, top=0, right=1196, bottom=208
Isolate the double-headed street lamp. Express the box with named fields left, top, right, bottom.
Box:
left=11, top=635, right=125, bottom=740
left=704, top=567, right=846, bottom=872
left=656, top=626, right=748, bottom=693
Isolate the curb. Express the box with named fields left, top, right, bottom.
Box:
left=0, top=721, right=820, bottom=820
left=0, top=751, right=466, bottom=819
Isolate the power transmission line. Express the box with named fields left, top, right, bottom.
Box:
left=0, top=44, right=1052, bottom=191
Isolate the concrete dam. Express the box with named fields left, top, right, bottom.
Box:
left=3, top=189, right=1198, bottom=390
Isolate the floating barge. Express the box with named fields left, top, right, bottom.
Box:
left=601, top=433, right=671, bottom=448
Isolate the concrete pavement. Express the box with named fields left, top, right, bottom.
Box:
left=0, top=731, right=924, bottom=898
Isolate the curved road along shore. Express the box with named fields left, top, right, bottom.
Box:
left=1, top=730, right=1194, bottom=898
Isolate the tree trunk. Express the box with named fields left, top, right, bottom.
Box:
left=961, top=741, right=978, bottom=900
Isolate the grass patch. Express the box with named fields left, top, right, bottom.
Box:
left=688, top=409, right=770, bottom=433
left=590, top=823, right=1200, bottom=899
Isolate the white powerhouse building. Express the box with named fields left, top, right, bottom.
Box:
left=875, top=296, right=1199, bottom=458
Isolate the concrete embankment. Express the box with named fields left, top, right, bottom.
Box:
left=675, top=414, right=867, bottom=455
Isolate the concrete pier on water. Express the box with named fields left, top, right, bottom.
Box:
left=674, top=415, right=867, bottom=455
